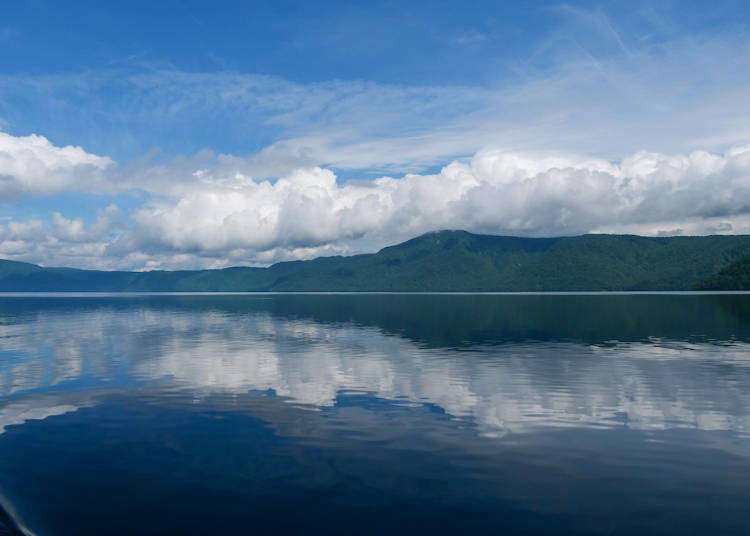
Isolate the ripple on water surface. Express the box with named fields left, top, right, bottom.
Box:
left=0, top=293, right=749, bottom=535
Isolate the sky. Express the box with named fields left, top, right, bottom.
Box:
left=1, top=0, right=750, bottom=270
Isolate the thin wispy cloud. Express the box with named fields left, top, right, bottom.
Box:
left=454, top=30, right=487, bottom=45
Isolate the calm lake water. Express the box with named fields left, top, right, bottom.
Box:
left=1, top=293, right=749, bottom=535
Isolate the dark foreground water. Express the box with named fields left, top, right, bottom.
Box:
left=1, top=293, right=750, bottom=535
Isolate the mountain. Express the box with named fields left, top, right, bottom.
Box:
left=2, top=231, right=750, bottom=292
left=696, top=253, right=750, bottom=290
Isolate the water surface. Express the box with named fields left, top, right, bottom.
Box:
left=1, top=294, right=749, bottom=535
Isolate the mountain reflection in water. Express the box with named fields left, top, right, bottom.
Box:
left=1, top=294, right=749, bottom=535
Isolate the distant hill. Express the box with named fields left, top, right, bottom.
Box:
left=2, top=231, right=750, bottom=291
left=696, top=253, right=750, bottom=290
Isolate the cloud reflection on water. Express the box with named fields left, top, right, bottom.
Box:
left=1, top=296, right=749, bottom=437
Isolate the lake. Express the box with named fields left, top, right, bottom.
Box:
left=1, top=293, right=749, bottom=535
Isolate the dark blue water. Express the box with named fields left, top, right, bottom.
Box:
left=1, top=293, right=749, bottom=535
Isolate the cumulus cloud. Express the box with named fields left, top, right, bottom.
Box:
left=0, top=132, right=113, bottom=199
left=0, top=204, right=125, bottom=268
left=1, top=128, right=750, bottom=270
left=119, top=146, right=750, bottom=266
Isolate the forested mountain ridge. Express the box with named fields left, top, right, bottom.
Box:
left=696, top=253, right=750, bottom=290
left=2, top=231, right=750, bottom=291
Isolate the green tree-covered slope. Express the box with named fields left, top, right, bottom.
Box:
left=2, top=231, right=750, bottom=291
left=696, top=253, right=750, bottom=290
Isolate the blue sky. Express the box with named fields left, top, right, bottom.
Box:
left=1, top=1, right=750, bottom=269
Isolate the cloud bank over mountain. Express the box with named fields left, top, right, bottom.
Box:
left=1, top=130, right=750, bottom=270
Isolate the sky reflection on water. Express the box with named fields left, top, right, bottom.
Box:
left=1, top=294, right=749, bottom=535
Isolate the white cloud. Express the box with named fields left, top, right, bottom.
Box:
left=110, top=146, right=750, bottom=267
left=2, top=143, right=748, bottom=270
left=0, top=132, right=113, bottom=199
left=0, top=204, right=125, bottom=268
left=454, top=29, right=487, bottom=45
